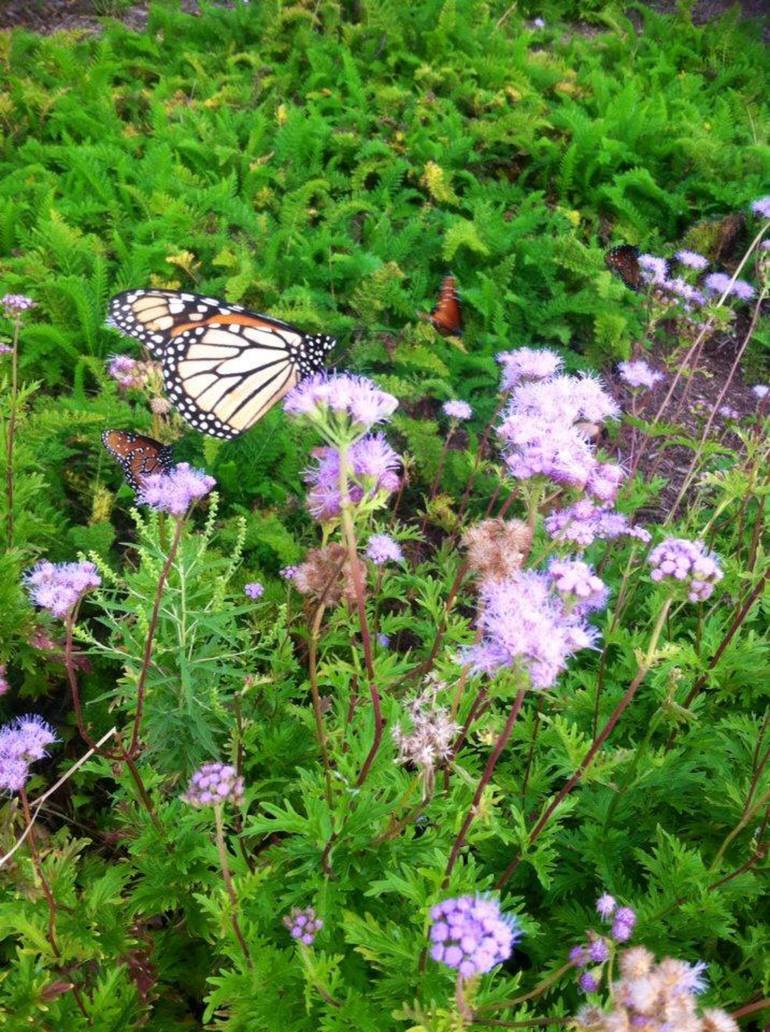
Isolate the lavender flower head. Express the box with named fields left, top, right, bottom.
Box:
left=638, top=254, right=668, bottom=286
left=464, top=571, right=602, bottom=689
left=244, top=582, right=264, bottom=599
left=545, top=501, right=651, bottom=550
left=497, top=347, right=562, bottom=391
left=611, top=906, right=637, bottom=943
left=586, top=463, right=625, bottom=504
left=596, top=894, right=617, bottom=919
left=284, top=372, right=398, bottom=441
left=579, top=973, right=600, bottom=993
left=548, top=559, right=608, bottom=614
left=752, top=384, right=769, bottom=400
left=675, top=249, right=709, bottom=270
left=751, top=196, right=770, bottom=219
left=283, top=906, right=323, bottom=945
left=304, top=434, right=401, bottom=522
left=25, top=560, right=101, bottom=619
left=1, top=294, right=34, bottom=316
left=429, top=895, right=521, bottom=978
left=442, top=399, right=472, bottom=421
left=703, top=272, right=756, bottom=301
left=0, top=714, right=57, bottom=793
left=137, top=463, right=215, bottom=516
left=107, top=354, right=160, bottom=391
left=182, top=762, right=244, bottom=807
left=365, top=533, right=403, bottom=565
left=648, top=538, right=723, bottom=602
left=618, top=359, right=664, bottom=391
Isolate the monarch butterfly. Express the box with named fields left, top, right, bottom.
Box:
left=102, top=429, right=174, bottom=490
left=604, top=245, right=643, bottom=291
left=107, top=289, right=336, bottom=439
left=429, top=275, right=463, bottom=336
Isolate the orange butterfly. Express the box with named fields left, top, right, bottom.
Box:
left=428, top=275, right=463, bottom=336
left=102, top=430, right=174, bottom=490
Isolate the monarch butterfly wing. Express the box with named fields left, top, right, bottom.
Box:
left=107, top=290, right=251, bottom=359
left=162, top=320, right=306, bottom=439
left=605, top=245, right=642, bottom=291
left=430, top=275, right=463, bottom=336
left=102, top=430, right=174, bottom=490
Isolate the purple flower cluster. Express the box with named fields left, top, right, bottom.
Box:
left=497, top=372, right=619, bottom=491
left=570, top=896, right=638, bottom=996
left=283, top=906, right=323, bottom=945
left=0, top=343, right=12, bottom=355
left=429, top=896, right=520, bottom=977
left=182, top=762, right=244, bottom=807
left=137, top=462, right=215, bottom=516
left=752, top=384, right=769, bottom=400
left=639, top=254, right=668, bottom=286
left=496, top=347, right=562, bottom=391
left=244, top=582, right=264, bottom=599
left=545, top=500, right=651, bottom=550
left=0, top=715, right=57, bottom=793
left=442, top=399, right=472, bottom=421
left=1, top=293, right=34, bottom=316
left=107, top=354, right=160, bottom=391
left=365, top=533, right=403, bottom=565
left=548, top=559, right=608, bottom=614
left=675, top=249, right=709, bottom=271
left=464, top=570, right=602, bottom=689
left=648, top=538, right=723, bottom=602
left=284, top=373, right=398, bottom=438
left=618, top=359, right=664, bottom=391
left=703, top=272, right=756, bottom=302
left=304, top=434, right=401, bottom=522
left=751, top=196, right=770, bottom=219
left=25, top=560, right=101, bottom=619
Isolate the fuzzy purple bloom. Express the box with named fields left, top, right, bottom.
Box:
left=107, top=354, right=142, bottom=389
left=675, top=249, right=708, bottom=270
left=596, top=894, right=617, bottom=919
left=283, top=906, right=323, bottom=945
left=586, top=463, right=625, bottom=504
left=665, top=277, right=706, bottom=307
left=464, top=571, right=602, bottom=689
left=182, top=762, right=244, bottom=807
left=589, top=939, right=610, bottom=963
left=0, top=344, right=12, bottom=355
left=365, top=533, right=403, bottom=565
left=25, top=560, right=101, bottom=619
left=751, top=196, right=770, bottom=219
left=377, top=633, right=391, bottom=648
left=137, top=463, right=215, bottom=516
left=442, top=399, right=472, bottom=421
left=611, top=906, right=636, bottom=943
left=648, top=538, right=723, bottom=602
left=618, top=360, right=664, bottom=391
left=570, top=945, right=589, bottom=967
left=548, top=559, right=608, bottom=614
left=429, top=895, right=520, bottom=978
left=703, top=272, right=756, bottom=301
left=752, top=385, right=769, bottom=400
left=579, top=972, right=600, bottom=993
left=638, top=254, right=668, bottom=286
left=304, top=434, right=401, bottom=522
left=496, top=347, right=562, bottom=391
left=545, top=502, right=651, bottom=549
left=281, top=565, right=298, bottom=581
left=284, top=373, right=397, bottom=434
left=244, top=582, right=264, bottom=599
left=1, top=293, right=34, bottom=316
left=0, top=714, right=57, bottom=793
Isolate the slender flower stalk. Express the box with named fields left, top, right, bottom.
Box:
left=444, top=687, right=527, bottom=885
left=213, top=804, right=253, bottom=968
left=495, top=597, right=673, bottom=889
left=3, top=310, right=21, bottom=548
left=308, top=602, right=334, bottom=808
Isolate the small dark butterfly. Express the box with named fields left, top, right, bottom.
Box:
left=102, top=430, right=174, bottom=491
left=429, top=275, right=463, bottom=336
left=605, top=244, right=643, bottom=291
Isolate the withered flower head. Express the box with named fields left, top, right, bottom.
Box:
left=293, top=543, right=366, bottom=606
left=462, top=518, right=532, bottom=580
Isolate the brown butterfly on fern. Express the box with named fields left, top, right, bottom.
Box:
left=107, top=289, right=336, bottom=439
left=102, top=430, right=174, bottom=490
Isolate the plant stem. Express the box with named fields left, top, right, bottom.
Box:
left=476, top=962, right=575, bottom=1013
left=128, top=516, right=184, bottom=757
left=444, top=688, right=527, bottom=885
left=308, top=602, right=334, bottom=808
left=213, top=805, right=252, bottom=968
left=298, top=943, right=341, bottom=1008
left=337, top=442, right=383, bottom=789
left=496, top=598, right=672, bottom=889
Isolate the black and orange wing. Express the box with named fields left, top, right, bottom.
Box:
left=102, top=430, right=174, bottom=491
left=429, top=275, right=463, bottom=336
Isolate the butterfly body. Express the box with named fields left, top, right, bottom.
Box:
left=429, top=275, right=463, bottom=336
left=108, top=289, right=336, bottom=438
left=102, top=430, right=174, bottom=490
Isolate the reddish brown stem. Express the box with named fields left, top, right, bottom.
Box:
left=444, top=688, right=526, bottom=885
left=129, top=517, right=184, bottom=757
